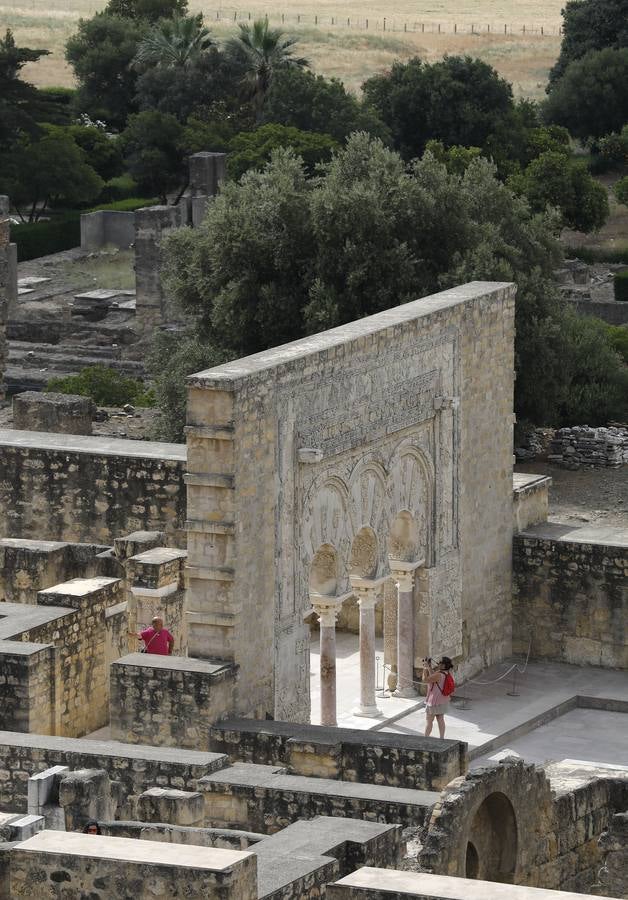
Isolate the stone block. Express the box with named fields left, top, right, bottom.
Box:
left=13, top=391, right=94, bottom=435
left=27, top=766, right=69, bottom=815
left=114, top=531, right=167, bottom=562
left=7, top=815, right=44, bottom=841
left=59, top=769, right=115, bottom=832
left=137, top=787, right=205, bottom=827
left=9, top=830, right=257, bottom=899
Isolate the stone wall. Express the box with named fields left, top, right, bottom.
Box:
left=110, top=654, right=236, bottom=748
left=9, top=831, right=257, bottom=900
left=80, top=210, right=135, bottom=251
left=549, top=425, right=628, bottom=469
left=186, top=282, right=516, bottom=721
left=0, top=539, right=107, bottom=605
left=209, top=719, right=467, bottom=791
left=0, top=731, right=227, bottom=819
left=0, top=430, right=186, bottom=546
left=513, top=524, right=628, bottom=668
left=135, top=205, right=183, bottom=330
left=0, top=219, right=8, bottom=400
left=512, top=474, right=551, bottom=533
left=597, top=812, right=628, bottom=899
left=12, top=391, right=94, bottom=435
left=419, top=758, right=628, bottom=894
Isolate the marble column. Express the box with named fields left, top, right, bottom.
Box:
left=383, top=579, right=398, bottom=693
left=350, top=578, right=381, bottom=717
left=311, top=598, right=338, bottom=727
left=389, top=560, right=422, bottom=699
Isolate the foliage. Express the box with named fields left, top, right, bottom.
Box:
left=10, top=213, right=81, bottom=261
left=225, top=19, right=309, bottom=120
left=68, top=124, right=123, bottom=181
left=181, top=103, right=245, bottom=154
left=119, top=110, right=185, bottom=202
left=133, top=13, right=212, bottom=69
left=544, top=48, right=628, bottom=141
left=90, top=196, right=158, bottom=211
left=564, top=245, right=628, bottom=264
left=161, top=134, right=628, bottom=426
left=147, top=330, right=229, bottom=441
left=597, top=127, right=628, bottom=166
left=105, top=0, right=187, bottom=23
left=98, top=173, right=140, bottom=203
left=66, top=14, right=145, bottom=129
left=614, top=269, right=628, bottom=301
left=606, top=323, right=628, bottom=362
left=509, top=151, right=609, bottom=233
left=614, top=176, right=628, bottom=206
left=3, top=126, right=103, bottom=222
left=362, top=56, right=513, bottom=160
left=0, top=29, right=49, bottom=146
left=549, top=0, right=628, bottom=86
left=227, top=124, right=338, bottom=179
left=47, top=365, right=155, bottom=407
left=135, top=47, right=246, bottom=122
left=263, top=67, right=388, bottom=143
left=424, top=140, right=482, bottom=175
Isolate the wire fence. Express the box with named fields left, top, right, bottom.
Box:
left=205, top=7, right=562, bottom=36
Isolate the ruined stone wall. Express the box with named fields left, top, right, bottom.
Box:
left=12, top=391, right=94, bottom=435
left=0, top=220, right=8, bottom=399
left=419, top=759, right=628, bottom=894
left=110, top=654, right=236, bottom=749
left=513, top=529, right=628, bottom=668
left=0, top=731, right=226, bottom=819
left=0, top=642, right=55, bottom=734
left=186, top=282, right=515, bottom=721
left=0, top=432, right=186, bottom=547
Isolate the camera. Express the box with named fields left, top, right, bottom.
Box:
left=422, top=657, right=432, bottom=666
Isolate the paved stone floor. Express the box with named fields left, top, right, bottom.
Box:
left=381, top=660, right=628, bottom=768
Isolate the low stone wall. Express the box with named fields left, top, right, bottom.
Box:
left=568, top=296, right=628, bottom=326
left=512, top=474, right=551, bottom=533
left=210, top=719, right=467, bottom=791
left=549, top=426, right=628, bottom=468
left=198, top=763, right=439, bottom=833
left=0, top=539, right=108, bottom=605
left=9, top=831, right=257, bottom=900
left=0, top=430, right=187, bottom=546
left=80, top=210, right=135, bottom=251
left=513, top=525, right=628, bottom=668
left=12, top=391, right=94, bottom=435
left=111, top=654, right=236, bottom=748
left=0, top=731, right=227, bottom=820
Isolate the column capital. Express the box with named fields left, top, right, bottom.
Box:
left=388, top=558, right=425, bottom=591
left=310, top=594, right=341, bottom=628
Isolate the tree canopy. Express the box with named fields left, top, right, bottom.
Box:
left=544, top=48, right=628, bottom=140
left=0, top=29, right=49, bottom=145
left=549, top=0, right=628, bottom=85
left=119, top=110, right=185, bottom=202
left=362, top=56, right=513, bottom=160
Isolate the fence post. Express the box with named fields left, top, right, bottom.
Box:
left=383, top=16, right=386, bottom=30
left=523, top=23, right=526, bottom=33
left=297, top=13, right=300, bottom=23
left=233, top=10, right=236, bottom=21
left=541, top=25, right=544, bottom=34
left=315, top=14, right=317, bottom=23
left=487, top=23, right=490, bottom=32
left=281, top=12, right=284, bottom=22
left=504, top=23, right=507, bottom=33
left=366, top=17, right=368, bottom=28
left=438, top=22, right=440, bottom=32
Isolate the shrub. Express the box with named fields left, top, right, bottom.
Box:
left=11, top=214, right=81, bottom=261
left=97, top=174, right=140, bottom=203
left=615, top=175, right=628, bottom=206
left=614, top=268, right=628, bottom=301
left=564, top=245, right=628, bottom=264
left=90, top=197, right=158, bottom=212
left=47, top=366, right=155, bottom=407
left=606, top=323, right=628, bottom=362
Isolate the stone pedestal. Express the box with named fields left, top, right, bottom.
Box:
left=134, top=204, right=183, bottom=331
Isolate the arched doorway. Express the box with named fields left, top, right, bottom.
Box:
left=466, top=792, right=518, bottom=883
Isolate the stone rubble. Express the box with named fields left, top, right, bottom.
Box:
left=548, top=425, right=628, bottom=469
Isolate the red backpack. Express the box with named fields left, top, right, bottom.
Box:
left=440, top=672, right=455, bottom=697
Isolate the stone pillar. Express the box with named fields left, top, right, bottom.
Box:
left=389, top=559, right=424, bottom=699
left=189, top=152, right=227, bottom=226
left=350, top=577, right=382, bottom=717
left=134, top=204, right=183, bottom=332
left=0, top=218, right=8, bottom=400
left=383, top=578, right=398, bottom=692
left=311, top=597, right=338, bottom=727
left=125, top=546, right=188, bottom=655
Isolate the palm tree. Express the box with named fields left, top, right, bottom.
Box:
left=133, top=14, right=213, bottom=69
left=225, top=18, right=308, bottom=120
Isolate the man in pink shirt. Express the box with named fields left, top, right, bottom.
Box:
left=130, top=616, right=174, bottom=655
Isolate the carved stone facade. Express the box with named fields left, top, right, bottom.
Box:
left=186, top=282, right=516, bottom=722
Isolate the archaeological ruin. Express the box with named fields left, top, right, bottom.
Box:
left=0, top=199, right=626, bottom=900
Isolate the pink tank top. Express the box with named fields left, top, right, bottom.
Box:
left=426, top=673, right=449, bottom=707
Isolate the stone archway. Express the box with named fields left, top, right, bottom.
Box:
left=466, top=791, right=518, bottom=883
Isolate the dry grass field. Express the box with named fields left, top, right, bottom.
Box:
left=1, top=0, right=563, bottom=98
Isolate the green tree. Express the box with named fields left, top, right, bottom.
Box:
left=225, top=19, right=308, bottom=121
left=119, top=110, right=185, bottom=202
left=615, top=175, right=628, bottom=205
left=549, top=0, right=628, bottom=86
left=227, top=123, right=338, bottom=179
left=544, top=48, right=628, bottom=141
left=0, top=29, right=49, bottom=147
left=4, top=126, right=103, bottom=221
left=66, top=14, right=145, bottom=129
left=509, top=151, right=609, bottom=233
left=362, top=56, right=513, bottom=160
left=263, top=67, right=388, bottom=143
left=106, top=0, right=187, bottom=23
left=160, top=134, right=628, bottom=427
left=424, top=140, right=482, bottom=175
left=133, top=13, right=212, bottom=69
left=47, top=365, right=154, bottom=407
left=147, top=330, right=229, bottom=440
left=69, top=123, right=123, bottom=181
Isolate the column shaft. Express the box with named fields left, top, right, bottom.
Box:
left=353, top=592, right=380, bottom=717
left=394, top=575, right=416, bottom=698
left=319, top=621, right=337, bottom=727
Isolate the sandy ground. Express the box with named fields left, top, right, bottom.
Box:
left=515, top=460, right=628, bottom=529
